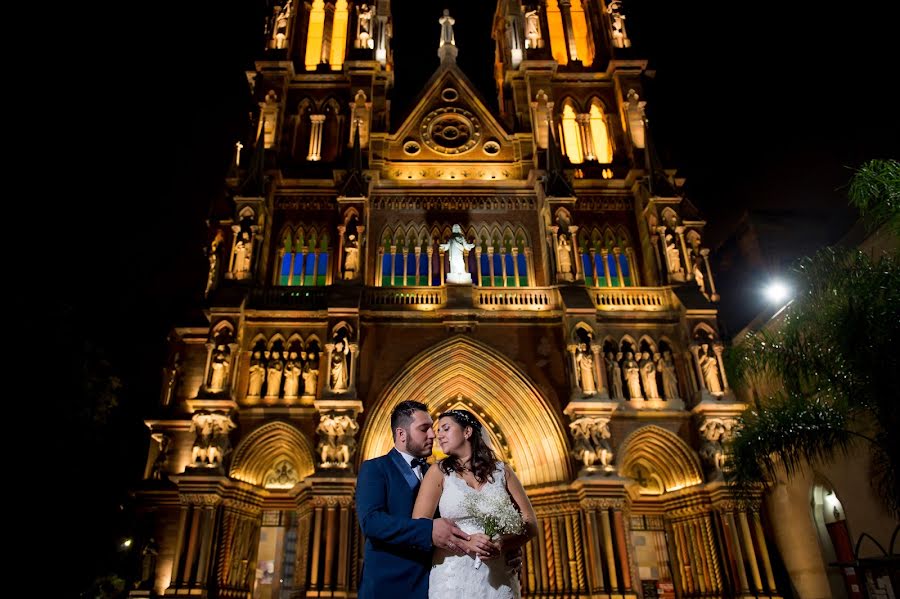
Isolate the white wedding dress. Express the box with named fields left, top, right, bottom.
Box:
left=429, top=462, right=521, bottom=599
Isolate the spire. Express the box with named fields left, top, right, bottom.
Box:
left=240, top=119, right=267, bottom=197
left=438, top=9, right=458, bottom=64
left=339, top=120, right=368, bottom=198
left=544, top=118, right=575, bottom=197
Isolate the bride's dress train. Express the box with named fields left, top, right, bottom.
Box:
left=428, top=462, right=520, bottom=599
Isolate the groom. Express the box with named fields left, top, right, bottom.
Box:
left=355, top=401, right=471, bottom=599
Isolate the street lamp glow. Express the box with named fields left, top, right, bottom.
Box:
left=764, top=280, right=790, bottom=304
left=121, top=538, right=133, bottom=549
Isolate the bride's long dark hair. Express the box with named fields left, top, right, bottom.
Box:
left=438, top=409, right=499, bottom=484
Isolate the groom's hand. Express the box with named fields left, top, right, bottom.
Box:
left=504, top=547, right=524, bottom=571
left=432, top=518, right=469, bottom=554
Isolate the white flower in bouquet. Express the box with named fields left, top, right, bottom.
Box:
left=461, top=491, right=524, bottom=568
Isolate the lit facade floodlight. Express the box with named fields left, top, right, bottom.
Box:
left=764, top=280, right=791, bottom=304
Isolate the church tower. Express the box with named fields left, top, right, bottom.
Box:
left=132, top=3, right=786, bottom=598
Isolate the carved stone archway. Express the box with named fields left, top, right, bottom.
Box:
left=358, top=335, right=572, bottom=487
left=229, top=421, right=316, bottom=487
left=618, top=424, right=703, bottom=493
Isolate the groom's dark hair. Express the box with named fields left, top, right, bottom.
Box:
left=391, top=400, right=428, bottom=439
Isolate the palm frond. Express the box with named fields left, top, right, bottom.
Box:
left=847, top=158, right=900, bottom=235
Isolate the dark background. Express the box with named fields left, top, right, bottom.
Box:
left=42, top=1, right=896, bottom=595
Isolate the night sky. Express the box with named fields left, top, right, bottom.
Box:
left=45, top=1, right=896, bottom=594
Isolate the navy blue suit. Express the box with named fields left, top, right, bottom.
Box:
left=356, top=448, right=433, bottom=599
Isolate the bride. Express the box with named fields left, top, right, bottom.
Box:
left=412, top=409, right=537, bottom=598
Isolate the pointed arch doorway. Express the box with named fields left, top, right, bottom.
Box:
left=358, top=335, right=572, bottom=487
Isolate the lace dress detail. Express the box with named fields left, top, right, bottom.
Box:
left=428, top=462, right=521, bottom=599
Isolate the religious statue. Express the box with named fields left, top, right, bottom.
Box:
left=665, top=233, right=682, bottom=274
left=439, top=224, right=475, bottom=284
left=232, top=231, right=252, bottom=277
left=137, top=537, right=159, bottom=590
left=692, top=256, right=708, bottom=298
left=699, top=418, right=732, bottom=473
left=208, top=345, right=230, bottom=392
left=302, top=350, right=319, bottom=396
left=639, top=351, right=660, bottom=399
left=658, top=351, right=679, bottom=399
left=606, top=352, right=624, bottom=399
left=317, top=413, right=359, bottom=468
left=265, top=350, right=284, bottom=397
left=623, top=351, right=643, bottom=400
left=204, top=229, right=225, bottom=297
left=283, top=351, right=301, bottom=398
left=330, top=339, right=350, bottom=392
left=557, top=234, right=574, bottom=281
left=439, top=9, right=456, bottom=47
left=625, top=89, right=646, bottom=148
left=357, top=4, right=375, bottom=48
left=190, top=411, right=234, bottom=467
left=575, top=343, right=597, bottom=396
left=272, top=3, right=291, bottom=49
left=524, top=7, right=542, bottom=48
left=247, top=350, right=265, bottom=397
left=607, top=0, right=631, bottom=48
left=699, top=344, right=723, bottom=394
left=343, top=234, right=360, bottom=280
left=569, top=417, right=614, bottom=471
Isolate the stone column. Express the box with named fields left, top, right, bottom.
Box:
left=589, top=248, right=599, bottom=286
left=347, top=342, right=359, bottom=394
left=676, top=226, right=691, bottom=279
left=557, top=0, right=579, bottom=62
left=612, top=248, right=625, bottom=287
left=566, top=344, right=580, bottom=393
left=590, top=342, right=609, bottom=397
left=601, top=249, right=612, bottom=286
left=336, top=224, right=346, bottom=281
left=307, top=114, right=326, bottom=161
left=511, top=247, right=520, bottom=286
left=375, top=246, right=384, bottom=286
left=626, top=248, right=639, bottom=285
left=701, top=248, right=719, bottom=300
left=569, top=225, right=582, bottom=282
left=389, top=245, right=397, bottom=286
left=713, top=344, right=729, bottom=390
left=500, top=246, right=508, bottom=286
left=427, top=246, right=434, bottom=285
left=577, top=113, right=595, bottom=160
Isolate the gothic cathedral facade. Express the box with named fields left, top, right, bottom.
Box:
left=134, top=2, right=785, bottom=598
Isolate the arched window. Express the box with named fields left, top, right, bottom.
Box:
left=380, top=225, right=433, bottom=287
left=588, top=101, right=613, bottom=163
left=278, top=226, right=331, bottom=286
left=560, top=103, right=583, bottom=164
left=305, top=1, right=349, bottom=71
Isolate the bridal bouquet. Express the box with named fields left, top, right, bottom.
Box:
left=461, top=492, right=524, bottom=569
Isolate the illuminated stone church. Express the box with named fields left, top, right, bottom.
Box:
left=134, top=2, right=786, bottom=598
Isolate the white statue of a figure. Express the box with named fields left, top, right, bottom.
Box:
left=302, top=351, right=319, bottom=396
left=658, top=351, right=679, bottom=399
left=557, top=234, right=574, bottom=281
left=439, top=224, right=475, bottom=284
left=524, top=8, right=541, bottom=48
left=283, top=351, right=301, bottom=398
left=569, top=417, right=614, bottom=470
left=357, top=4, right=375, bottom=48
left=247, top=350, right=265, bottom=397
left=623, top=351, right=643, bottom=400
left=699, top=418, right=731, bottom=472
left=266, top=350, right=284, bottom=397
left=208, top=345, right=230, bottom=392
left=699, top=344, right=723, bottom=394
left=665, top=234, right=682, bottom=274
left=639, top=351, right=659, bottom=399
left=343, top=234, right=360, bottom=280
left=575, top=344, right=597, bottom=396
left=607, top=0, right=631, bottom=49
left=330, top=340, right=350, bottom=392
left=439, top=9, right=456, bottom=47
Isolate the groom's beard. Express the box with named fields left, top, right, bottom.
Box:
left=406, top=437, right=433, bottom=458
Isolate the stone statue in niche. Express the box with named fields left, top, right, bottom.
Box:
left=639, top=351, right=660, bottom=399
left=189, top=411, right=235, bottom=467
left=557, top=234, right=574, bottom=281
left=330, top=339, right=350, bottom=392
left=265, top=350, right=284, bottom=397
left=208, top=345, right=230, bottom=392
left=658, top=351, right=679, bottom=399
left=569, top=417, right=614, bottom=471
left=607, top=0, right=631, bottom=48
left=136, top=537, right=159, bottom=589
left=247, top=350, right=265, bottom=397
left=625, top=89, right=646, bottom=148
left=439, top=224, right=475, bottom=284
left=623, top=351, right=643, bottom=400
left=271, top=3, right=291, bottom=49
left=343, top=234, right=360, bottom=280
left=606, top=352, right=624, bottom=399
left=523, top=7, right=542, bottom=48
left=357, top=4, right=375, bottom=48
left=302, top=350, right=319, bottom=396
left=150, top=433, right=171, bottom=480
left=699, top=344, right=723, bottom=394
left=283, top=351, right=302, bottom=398
left=575, top=343, right=597, bottom=396
left=665, top=234, right=682, bottom=274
